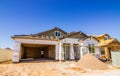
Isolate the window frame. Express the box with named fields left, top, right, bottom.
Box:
left=54, top=31, right=61, bottom=37
left=88, top=44, right=95, bottom=54
left=104, top=36, right=109, bottom=40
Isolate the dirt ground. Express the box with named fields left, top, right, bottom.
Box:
left=0, top=61, right=120, bottom=76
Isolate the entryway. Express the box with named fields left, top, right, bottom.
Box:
left=63, top=44, right=80, bottom=60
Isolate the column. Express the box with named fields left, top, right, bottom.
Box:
left=80, top=46, right=84, bottom=58
left=58, top=42, right=62, bottom=60
left=104, top=47, right=110, bottom=59
left=55, top=44, right=59, bottom=60
left=61, top=45, right=64, bottom=60
left=70, top=43, right=75, bottom=60
left=76, top=45, right=80, bottom=59
left=78, top=44, right=81, bottom=59
left=58, top=42, right=64, bottom=60
left=12, top=41, right=21, bottom=62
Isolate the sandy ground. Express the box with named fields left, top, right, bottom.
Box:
left=0, top=61, right=120, bottom=76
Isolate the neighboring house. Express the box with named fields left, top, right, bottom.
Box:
left=11, top=27, right=100, bottom=62
left=95, top=34, right=120, bottom=59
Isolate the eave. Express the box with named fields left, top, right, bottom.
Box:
left=11, top=36, right=59, bottom=41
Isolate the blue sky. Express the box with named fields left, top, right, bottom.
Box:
left=0, top=0, right=120, bottom=48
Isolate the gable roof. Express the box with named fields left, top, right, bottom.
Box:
left=60, top=31, right=87, bottom=39
left=11, top=27, right=67, bottom=40
left=95, top=34, right=110, bottom=38
left=79, top=36, right=99, bottom=42
left=33, top=27, right=67, bottom=36
left=12, top=27, right=91, bottom=41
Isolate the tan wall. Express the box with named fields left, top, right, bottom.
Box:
left=48, top=45, right=55, bottom=59
left=22, top=47, right=42, bottom=58
left=0, top=49, right=12, bottom=62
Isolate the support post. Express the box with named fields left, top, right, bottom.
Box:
left=58, top=42, right=64, bottom=61
left=55, top=44, right=59, bottom=60
left=104, top=47, right=110, bottom=59
left=70, top=43, right=74, bottom=60
left=80, top=46, right=84, bottom=58
left=12, top=41, right=21, bottom=62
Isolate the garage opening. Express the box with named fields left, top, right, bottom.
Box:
left=20, top=44, right=55, bottom=61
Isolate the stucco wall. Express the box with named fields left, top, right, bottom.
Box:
left=81, top=38, right=100, bottom=58
left=61, top=38, right=79, bottom=44
left=111, top=51, right=120, bottom=67
left=81, top=38, right=99, bottom=46
left=0, top=49, right=12, bottom=62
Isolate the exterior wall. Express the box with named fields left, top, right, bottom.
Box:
left=61, top=38, right=80, bottom=60
left=111, top=51, right=120, bottom=67
left=0, top=49, right=12, bottom=62
left=61, top=38, right=79, bottom=44
left=80, top=38, right=100, bottom=58
left=80, top=46, right=89, bottom=58
left=12, top=37, right=100, bottom=62
left=14, top=39, right=59, bottom=45
left=81, top=38, right=99, bottom=46
left=61, top=38, right=100, bottom=60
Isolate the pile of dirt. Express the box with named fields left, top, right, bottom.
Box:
left=66, top=66, right=87, bottom=73
left=76, top=54, right=108, bottom=70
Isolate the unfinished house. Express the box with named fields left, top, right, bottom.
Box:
left=12, top=27, right=100, bottom=62
left=95, top=34, right=120, bottom=60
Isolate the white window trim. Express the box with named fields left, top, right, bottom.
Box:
left=54, top=31, right=61, bottom=37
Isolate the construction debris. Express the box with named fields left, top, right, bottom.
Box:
left=76, top=54, right=108, bottom=70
